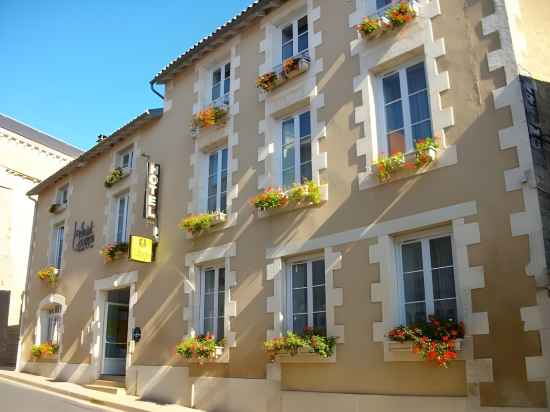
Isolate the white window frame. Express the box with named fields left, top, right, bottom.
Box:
left=56, top=185, right=69, bottom=206
left=280, top=109, right=312, bottom=188
left=280, top=14, right=309, bottom=63
left=284, top=255, right=326, bottom=334
left=117, top=146, right=134, bottom=171
left=52, top=223, right=65, bottom=270
left=198, top=266, right=226, bottom=341
left=376, top=59, right=432, bottom=156
left=206, top=147, right=228, bottom=213
left=395, top=232, right=461, bottom=325
left=114, top=192, right=130, bottom=244
left=44, top=304, right=62, bottom=344
left=210, top=61, right=231, bottom=106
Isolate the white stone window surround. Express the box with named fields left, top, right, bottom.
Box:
left=35, top=294, right=66, bottom=351
left=183, top=243, right=237, bottom=356
left=189, top=40, right=240, bottom=228
left=91, top=271, right=138, bottom=380
left=103, top=142, right=140, bottom=246
left=116, top=144, right=135, bottom=172
left=258, top=0, right=326, bottom=192
left=266, top=247, right=344, bottom=346
left=350, top=0, right=457, bottom=190
left=481, top=0, right=549, bottom=405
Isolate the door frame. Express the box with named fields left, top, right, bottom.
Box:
left=92, top=271, right=137, bottom=380
left=101, top=301, right=130, bottom=376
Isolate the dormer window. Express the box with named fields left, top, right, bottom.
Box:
left=117, top=147, right=134, bottom=171
left=211, top=62, right=231, bottom=106
left=281, top=15, right=308, bottom=61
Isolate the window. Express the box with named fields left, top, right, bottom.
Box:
left=379, top=61, right=432, bottom=155
left=56, top=185, right=68, bottom=206
left=53, top=225, right=64, bottom=270
left=281, top=111, right=312, bottom=188
left=207, top=148, right=228, bottom=213
left=199, top=267, right=225, bottom=340
left=211, top=62, right=231, bottom=105
left=286, top=258, right=326, bottom=335
left=117, top=147, right=134, bottom=170
left=281, top=15, right=308, bottom=61
left=44, top=305, right=61, bottom=344
left=398, top=235, right=458, bottom=325
left=114, top=193, right=129, bottom=243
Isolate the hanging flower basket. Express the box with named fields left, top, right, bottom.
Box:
left=100, top=242, right=128, bottom=263
left=37, top=266, right=59, bottom=286
left=178, top=211, right=227, bottom=237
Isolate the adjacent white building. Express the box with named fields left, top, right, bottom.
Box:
left=0, top=114, right=82, bottom=366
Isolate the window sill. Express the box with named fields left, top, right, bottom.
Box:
left=256, top=184, right=328, bottom=219
left=383, top=337, right=468, bottom=362
left=359, top=145, right=457, bottom=191
left=49, top=204, right=67, bottom=215
left=272, top=347, right=336, bottom=364
left=185, top=213, right=228, bottom=239
left=183, top=347, right=229, bottom=364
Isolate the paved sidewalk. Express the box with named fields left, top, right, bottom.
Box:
left=0, top=370, right=202, bottom=412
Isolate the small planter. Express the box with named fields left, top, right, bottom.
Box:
left=356, top=1, right=418, bottom=41
left=256, top=55, right=310, bottom=93
left=252, top=182, right=326, bottom=218
left=176, top=335, right=225, bottom=365
left=48, top=203, right=67, bottom=214
left=104, top=168, right=129, bottom=188
left=31, top=343, right=59, bottom=361
left=100, top=243, right=128, bottom=263
left=191, top=105, right=228, bottom=135
left=179, top=211, right=227, bottom=238
left=264, top=329, right=337, bottom=362
left=282, top=57, right=310, bottom=80
left=37, top=266, right=59, bottom=286
left=388, top=338, right=463, bottom=353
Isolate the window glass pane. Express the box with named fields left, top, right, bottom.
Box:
left=220, top=174, right=227, bottom=194
left=282, top=43, right=294, bottom=61
left=385, top=101, right=404, bottom=132
left=292, top=288, right=307, bottom=314
left=213, top=68, right=222, bottom=84
left=387, top=130, right=406, bottom=156
left=223, top=79, right=230, bottom=96
left=282, top=119, right=295, bottom=145
left=409, top=91, right=430, bottom=124
left=208, top=196, right=217, bottom=213
left=204, top=318, right=214, bottom=335
left=282, top=145, right=295, bottom=171
left=221, top=149, right=228, bottom=171
left=406, top=63, right=427, bottom=94
left=313, top=286, right=326, bottom=312
left=432, top=267, right=456, bottom=300
left=299, top=112, right=311, bottom=138
left=282, top=24, right=293, bottom=44
left=293, top=314, right=307, bottom=334
left=402, top=242, right=423, bottom=272
left=298, top=33, right=308, bottom=53
left=377, top=0, right=392, bottom=9
left=313, top=312, right=326, bottom=333
left=283, top=169, right=295, bottom=188
left=292, top=263, right=307, bottom=288
left=298, top=16, right=308, bottom=35
left=412, top=121, right=432, bottom=143
left=429, top=237, right=453, bottom=267
left=205, top=293, right=215, bottom=317
left=300, top=141, right=311, bottom=164
left=209, top=152, right=218, bottom=175
left=434, top=299, right=457, bottom=321
left=300, top=163, right=312, bottom=183
left=406, top=302, right=427, bottom=325
left=212, top=84, right=221, bottom=101
left=217, top=315, right=224, bottom=340
left=383, top=73, right=401, bottom=103
left=107, top=288, right=130, bottom=303
left=218, top=268, right=225, bottom=290
left=208, top=175, right=217, bottom=198
left=404, top=272, right=425, bottom=302
left=312, top=260, right=325, bottom=285
left=204, top=270, right=215, bottom=292
left=220, top=194, right=227, bottom=214
left=218, top=291, right=225, bottom=316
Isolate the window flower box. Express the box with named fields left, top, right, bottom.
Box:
left=387, top=317, right=465, bottom=368
left=176, top=335, right=225, bottom=365
left=252, top=181, right=328, bottom=218
left=104, top=167, right=129, bottom=188
left=264, top=329, right=337, bottom=363
left=100, top=242, right=128, bottom=263
left=178, top=211, right=227, bottom=238
left=256, top=54, right=310, bottom=93
left=355, top=1, right=418, bottom=41
left=191, top=105, right=229, bottom=136
left=37, top=266, right=59, bottom=286
left=48, top=203, right=67, bottom=214
left=31, top=342, right=59, bottom=360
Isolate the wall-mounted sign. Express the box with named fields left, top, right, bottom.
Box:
left=132, top=327, right=142, bottom=343
left=129, top=235, right=154, bottom=263
left=72, top=221, right=94, bottom=251
left=144, top=162, right=160, bottom=223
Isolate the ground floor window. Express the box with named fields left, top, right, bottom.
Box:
left=199, top=267, right=225, bottom=340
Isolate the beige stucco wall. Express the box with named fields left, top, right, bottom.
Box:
left=18, top=0, right=549, bottom=410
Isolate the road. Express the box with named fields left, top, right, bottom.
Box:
left=0, top=377, right=119, bottom=412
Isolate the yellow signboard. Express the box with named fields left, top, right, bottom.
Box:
left=129, top=236, right=154, bottom=263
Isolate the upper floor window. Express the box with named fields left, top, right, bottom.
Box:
left=53, top=224, right=65, bottom=270
left=114, top=192, right=129, bottom=243
left=282, top=110, right=312, bottom=188
left=281, top=15, right=308, bottom=61
left=286, top=258, right=326, bottom=335
left=379, top=61, right=432, bottom=155
left=56, top=185, right=69, bottom=206
left=398, top=235, right=458, bottom=325
left=207, top=148, right=228, bottom=213
left=199, top=267, right=225, bottom=340
left=211, top=62, right=231, bottom=106
left=117, top=147, right=134, bottom=171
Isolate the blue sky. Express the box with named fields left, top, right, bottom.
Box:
left=0, top=0, right=252, bottom=150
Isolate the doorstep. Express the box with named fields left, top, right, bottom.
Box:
left=0, top=370, right=202, bottom=412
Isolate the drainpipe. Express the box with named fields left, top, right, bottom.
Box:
left=15, top=194, right=38, bottom=372
left=149, top=81, right=164, bottom=100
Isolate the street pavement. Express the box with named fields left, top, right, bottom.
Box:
left=0, top=377, right=119, bottom=411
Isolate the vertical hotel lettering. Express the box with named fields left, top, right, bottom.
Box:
left=145, top=162, right=160, bottom=222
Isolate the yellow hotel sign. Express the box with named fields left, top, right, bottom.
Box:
left=129, top=236, right=154, bottom=263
